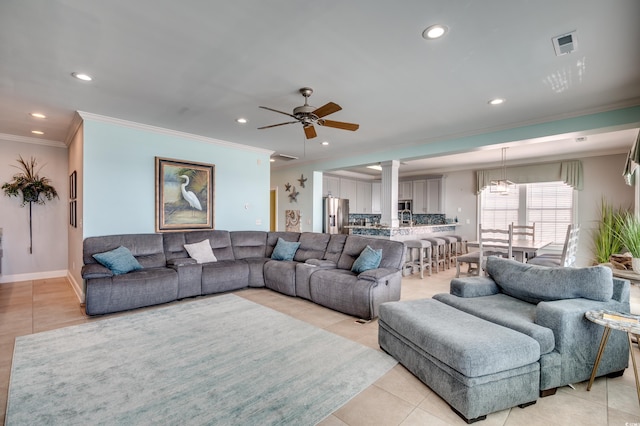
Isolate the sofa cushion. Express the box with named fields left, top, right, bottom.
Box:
left=92, top=246, right=143, bottom=276
left=184, top=239, right=217, bottom=264
left=351, top=245, right=382, bottom=273
left=434, top=293, right=556, bottom=354
left=230, top=231, right=267, bottom=259
left=271, top=238, right=301, bottom=261
left=293, top=232, right=331, bottom=262
left=486, top=257, right=614, bottom=303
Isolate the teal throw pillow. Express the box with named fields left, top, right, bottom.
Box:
left=271, top=238, right=301, bottom=261
left=351, top=245, right=382, bottom=273
left=92, top=246, right=143, bottom=275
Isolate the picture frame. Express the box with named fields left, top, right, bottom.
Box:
left=69, top=200, right=77, bottom=228
left=155, top=157, right=215, bottom=232
left=69, top=170, right=77, bottom=200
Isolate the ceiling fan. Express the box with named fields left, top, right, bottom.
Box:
left=258, top=87, right=359, bottom=139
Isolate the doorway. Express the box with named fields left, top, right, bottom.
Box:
left=270, top=188, right=277, bottom=231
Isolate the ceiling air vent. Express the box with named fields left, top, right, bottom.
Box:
left=274, top=154, right=298, bottom=161
left=552, top=31, right=577, bottom=56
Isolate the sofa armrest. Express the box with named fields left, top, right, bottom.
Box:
left=167, top=257, right=198, bottom=267
left=305, top=259, right=337, bottom=269
left=357, top=267, right=397, bottom=283
left=535, top=298, right=629, bottom=353
left=81, top=263, right=113, bottom=279
left=450, top=276, right=500, bottom=298
left=612, top=278, right=630, bottom=304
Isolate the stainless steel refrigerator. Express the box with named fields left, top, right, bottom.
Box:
left=323, top=197, right=349, bottom=234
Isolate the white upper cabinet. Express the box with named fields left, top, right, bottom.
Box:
left=371, top=182, right=381, bottom=214
left=323, top=175, right=340, bottom=198
left=426, top=178, right=443, bottom=213
left=356, top=181, right=372, bottom=213
left=398, top=181, right=413, bottom=200
left=412, top=180, right=427, bottom=213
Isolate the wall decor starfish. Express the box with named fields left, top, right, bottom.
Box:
left=288, top=186, right=299, bottom=202
left=297, top=174, right=307, bottom=188
left=285, top=182, right=291, bottom=192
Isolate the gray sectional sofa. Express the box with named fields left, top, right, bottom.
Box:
left=82, top=230, right=406, bottom=318
left=379, top=256, right=630, bottom=423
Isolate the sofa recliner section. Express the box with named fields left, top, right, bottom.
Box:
left=82, top=230, right=406, bottom=319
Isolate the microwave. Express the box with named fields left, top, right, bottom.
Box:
left=398, top=200, right=412, bottom=211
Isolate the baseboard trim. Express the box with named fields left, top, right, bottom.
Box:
left=0, top=269, right=67, bottom=284
left=67, top=272, right=85, bottom=304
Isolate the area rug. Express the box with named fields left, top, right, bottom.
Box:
left=6, top=294, right=396, bottom=425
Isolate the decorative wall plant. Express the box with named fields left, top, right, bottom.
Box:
left=2, top=156, right=59, bottom=253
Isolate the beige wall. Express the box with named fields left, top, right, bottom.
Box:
left=0, top=137, right=69, bottom=282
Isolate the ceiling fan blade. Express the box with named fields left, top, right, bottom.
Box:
left=312, top=102, right=342, bottom=118
left=257, top=121, right=299, bottom=129
left=259, top=106, right=298, bottom=119
left=318, top=119, right=359, bottom=131
left=304, top=125, right=317, bottom=139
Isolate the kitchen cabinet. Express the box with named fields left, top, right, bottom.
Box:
left=410, top=177, right=443, bottom=213
left=339, top=178, right=357, bottom=211
left=427, top=178, right=443, bottom=213
left=371, top=182, right=381, bottom=214
left=356, top=181, right=372, bottom=213
left=398, top=181, right=413, bottom=200
left=323, top=175, right=340, bottom=198
left=412, top=180, right=427, bottom=213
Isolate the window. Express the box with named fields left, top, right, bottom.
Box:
left=480, top=181, right=574, bottom=244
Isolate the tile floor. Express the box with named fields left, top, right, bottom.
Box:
left=1, top=266, right=640, bottom=425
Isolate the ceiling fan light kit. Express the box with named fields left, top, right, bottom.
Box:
left=258, top=87, right=359, bottom=139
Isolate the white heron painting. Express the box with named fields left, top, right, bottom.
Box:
left=156, top=157, right=215, bottom=231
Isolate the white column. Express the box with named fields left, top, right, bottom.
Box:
left=381, top=160, right=400, bottom=227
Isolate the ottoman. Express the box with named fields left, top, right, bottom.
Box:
left=379, top=298, right=540, bottom=423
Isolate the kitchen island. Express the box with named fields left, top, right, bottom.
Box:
left=346, top=223, right=461, bottom=241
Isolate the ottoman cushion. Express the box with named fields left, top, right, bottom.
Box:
left=380, top=298, right=540, bottom=377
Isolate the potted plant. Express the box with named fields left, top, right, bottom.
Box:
left=2, top=156, right=59, bottom=253
left=593, top=198, right=626, bottom=264
left=613, top=211, right=640, bottom=273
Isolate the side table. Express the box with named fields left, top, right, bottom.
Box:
left=585, top=310, right=640, bottom=405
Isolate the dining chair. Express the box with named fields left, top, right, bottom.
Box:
left=512, top=222, right=536, bottom=260
left=527, top=224, right=580, bottom=267
left=455, top=224, right=513, bottom=277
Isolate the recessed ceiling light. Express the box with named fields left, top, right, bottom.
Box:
left=236, top=118, right=248, bottom=124
left=269, top=158, right=275, bottom=162
left=488, top=98, right=506, bottom=105
left=321, top=141, right=329, bottom=146
left=31, top=130, right=44, bottom=135
left=72, top=72, right=93, bottom=81
left=422, top=24, right=448, bottom=40
left=30, top=112, right=46, bottom=119
left=366, top=164, right=382, bottom=171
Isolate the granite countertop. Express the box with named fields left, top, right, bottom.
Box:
left=346, top=223, right=460, bottom=230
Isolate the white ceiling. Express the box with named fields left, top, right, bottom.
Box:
left=1, top=1, right=639, bottom=176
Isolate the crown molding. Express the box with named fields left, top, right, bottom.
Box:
left=0, top=133, right=66, bottom=148
left=77, top=111, right=274, bottom=156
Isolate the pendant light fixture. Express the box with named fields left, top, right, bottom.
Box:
left=490, top=147, right=514, bottom=194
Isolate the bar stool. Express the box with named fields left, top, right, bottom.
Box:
left=422, top=237, right=447, bottom=273
left=446, top=234, right=468, bottom=256
left=403, top=240, right=432, bottom=279
left=442, top=235, right=459, bottom=268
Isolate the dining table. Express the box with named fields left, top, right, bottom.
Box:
left=466, top=239, right=553, bottom=263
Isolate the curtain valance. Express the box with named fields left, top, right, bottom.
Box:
left=476, top=160, right=583, bottom=194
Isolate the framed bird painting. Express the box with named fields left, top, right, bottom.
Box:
left=155, top=157, right=215, bottom=232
